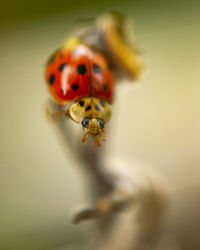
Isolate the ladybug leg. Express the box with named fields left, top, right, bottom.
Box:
left=99, top=129, right=105, bottom=141
left=95, top=134, right=102, bottom=147
left=94, top=130, right=105, bottom=146
left=82, top=131, right=89, bottom=143
left=45, top=105, right=64, bottom=122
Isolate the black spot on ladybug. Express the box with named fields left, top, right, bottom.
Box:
left=79, top=100, right=85, bottom=107
left=99, top=100, right=105, bottom=107
left=48, top=74, right=55, bottom=85
left=103, top=83, right=108, bottom=91
left=72, top=83, right=79, bottom=92
left=93, top=64, right=101, bottom=73
left=58, top=63, right=67, bottom=71
left=85, top=105, right=91, bottom=111
left=77, top=64, right=87, bottom=75
left=95, top=105, right=101, bottom=111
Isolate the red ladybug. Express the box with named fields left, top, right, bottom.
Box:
left=45, top=37, right=114, bottom=146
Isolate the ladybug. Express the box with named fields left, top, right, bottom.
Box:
left=45, top=37, right=113, bottom=146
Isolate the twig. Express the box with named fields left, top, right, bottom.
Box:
left=46, top=99, right=167, bottom=250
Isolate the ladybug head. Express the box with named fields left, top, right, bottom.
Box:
left=81, top=117, right=105, bottom=146
left=68, top=97, right=111, bottom=146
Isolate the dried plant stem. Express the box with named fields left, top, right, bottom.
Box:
left=46, top=99, right=167, bottom=250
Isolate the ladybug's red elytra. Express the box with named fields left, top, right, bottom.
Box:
left=45, top=37, right=113, bottom=146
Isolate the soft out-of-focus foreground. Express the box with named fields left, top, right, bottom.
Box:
left=1, top=0, right=200, bottom=249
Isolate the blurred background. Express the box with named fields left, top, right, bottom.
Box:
left=0, top=0, right=200, bottom=249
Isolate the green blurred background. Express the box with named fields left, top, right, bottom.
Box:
left=1, top=0, right=200, bottom=249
